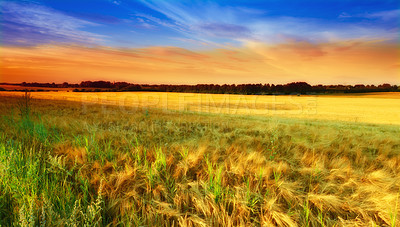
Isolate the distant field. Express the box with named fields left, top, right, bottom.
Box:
left=0, top=84, right=74, bottom=91
left=1, top=91, right=399, bottom=125
left=0, top=93, right=400, bottom=226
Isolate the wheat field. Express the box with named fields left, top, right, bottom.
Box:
left=2, top=91, right=400, bottom=125
left=0, top=92, right=399, bottom=226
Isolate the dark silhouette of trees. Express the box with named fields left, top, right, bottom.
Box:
left=9, top=80, right=399, bottom=94
left=285, top=82, right=313, bottom=94
left=80, top=81, right=112, bottom=88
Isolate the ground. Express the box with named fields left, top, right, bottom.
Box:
left=0, top=91, right=399, bottom=226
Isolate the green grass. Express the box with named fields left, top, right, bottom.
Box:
left=0, top=94, right=399, bottom=226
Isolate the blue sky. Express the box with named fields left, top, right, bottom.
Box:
left=2, top=0, right=399, bottom=48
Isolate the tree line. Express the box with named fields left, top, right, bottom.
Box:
left=5, top=81, right=399, bottom=94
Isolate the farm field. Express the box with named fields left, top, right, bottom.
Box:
left=1, top=91, right=400, bottom=125
left=0, top=92, right=399, bottom=226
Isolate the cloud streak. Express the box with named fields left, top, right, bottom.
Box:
left=2, top=1, right=104, bottom=45
left=364, top=9, right=400, bottom=21
left=135, top=0, right=256, bottom=47
left=339, top=9, right=400, bottom=21
left=199, top=23, right=252, bottom=38
left=136, top=0, right=399, bottom=46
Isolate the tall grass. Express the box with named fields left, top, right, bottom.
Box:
left=0, top=94, right=399, bottom=226
left=0, top=95, right=105, bottom=226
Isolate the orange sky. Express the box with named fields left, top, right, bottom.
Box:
left=1, top=40, right=399, bottom=85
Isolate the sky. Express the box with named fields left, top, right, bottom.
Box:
left=1, top=0, right=399, bottom=85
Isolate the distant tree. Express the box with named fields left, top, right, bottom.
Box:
left=285, top=82, right=312, bottom=94
left=80, top=80, right=112, bottom=88
left=122, top=84, right=141, bottom=91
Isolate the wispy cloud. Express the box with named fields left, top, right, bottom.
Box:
left=112, top=1, right=121, bottom=6
left=136, top=0, right=398, bottom=46
left=135, top=13, right=187, bottom=33
left=135, top=0, right=256, bottom=47
left=250, top=16, right=399, bottom=43
left=338, top=12, right=352, bottom=19
left=198, top=23, right=252, bottom=38
left=363, top=9, right=400, bottom=21
left=134, top=18, right=156, bottom=29
left=2, top=1, right=104, bottom=45
left=339, top=9, right=400, bottom=21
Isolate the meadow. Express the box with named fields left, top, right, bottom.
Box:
left=0, top=91, right=400, bottom=226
